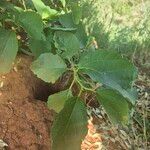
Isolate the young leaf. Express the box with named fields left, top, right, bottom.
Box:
left=78, top=50, right=137, bottom=104
left=52, top=97, right=87, bottom=150
left=71, top=2, right=82, bottom=25
left=97, top=88, right=129, bottom=125
left=0, top=28, right=18, bottom=73
left=31, top=0, right=58, bottom=19
left=47, top=90, right=72, bottom=113
left=17, top=11, right=43, bottom=40
left=54, top=31, right=80, bottom=59
left=31, top=53, right=67, bottom=83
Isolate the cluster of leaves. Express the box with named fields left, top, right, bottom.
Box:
left=0, top=0, right=138, bottom=149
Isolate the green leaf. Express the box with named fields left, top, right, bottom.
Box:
left=47, top=90, right=72, bottom=113
left=97, top=88, right=129, bottom=125
left=71, top=2, right=82, bottom=25
left=17, top=11, right=43, bottom=40
left=75, top=23, right=88, bottom=49
left=31, top=53, right=67, bottom=83
left=78, top=50, right=137, bottom=104
left=29, top=38, right=50, bottom=58
left=52, top=97, right=87, bottom=150
left=59, top=13, right=76, bottom=28
left=59, top=13, right=87, bottom=48
left=31, top=0, right=58, bottom=19
left=29, top=32, right=52, bottom=57
left=0, top=28, right=18, bottom=73
left=54, top=31, right=80, bottom=59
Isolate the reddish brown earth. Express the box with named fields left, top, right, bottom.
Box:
left=0, top=54, right=55, bottom=150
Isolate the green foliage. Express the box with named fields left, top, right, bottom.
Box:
left=71, top=2, right=82, bottom=25
left=52, top=97, right=87, bottom=150
left=28, top=36, right=51, bottom=57
left=59, top=13, right=76, bottom=28
left=54, top=31, right=80, bottom=59
left=0, top=0, right=138, bottom=149
left=17, top=11, right=43, bottom=40
left=47, top=90, right=72, bottom=113
left=78, top=50, right=137, bottom=104
left=32, top=0, right=58, bottom=19
left=60, top=0, right=66, bottom=7
left=0, top=28, right=18, bottom=73
left=97, top=89, right=129, bottom=125
left=31, top=53, right=67, bottom=83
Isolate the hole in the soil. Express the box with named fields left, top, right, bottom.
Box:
left=33, top=82, right=52, bottom=101
left=33, top=72, right=72, bottom=101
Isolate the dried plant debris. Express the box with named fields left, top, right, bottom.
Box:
left=0, top=140, right=8, bottom=150
left=81, top=109, right=103, bottom=150
left=86, top=71, right=150, bottom=150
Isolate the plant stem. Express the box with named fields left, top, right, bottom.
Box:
left=68, top=66, right=96, bottom=98
left=21, top=0, right=27, bottom=10
left=20, top=49, right=34, bottom=56
left=67, top=66, right=77, bottom=97
left=76, top=76, right=95, bottom=93
left=78, top=88, right=83, bottom=97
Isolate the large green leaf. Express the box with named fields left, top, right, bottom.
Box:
left=0, top=28, right=18, bottom=73
left=29, top=31, right=52, bottom=57
left=75, top=23, right=88, bottom=49
left=78, top=50, right=137, bottom=104
left=52, top=97, right=87, bottom=150
left=29, top=38, right=50, bottom=58
left=17, top=11, right=43, bottom=40
left=47, top=90, right=72, bottom=113
left=71, top=2, right=82, bottom=25
left=59, top=13, right=76, bottom=28
left=31, top=0, right=58, bottom=19
left=97, top=88, right=129, bottom=125
left=31, top=53, right=67, bottom=83
left=54, top=31, right=80, bottom=59
left=59, top=13, right=87, bottom=48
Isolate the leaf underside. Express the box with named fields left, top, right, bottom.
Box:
left=97, top=88, right=129, bottom=125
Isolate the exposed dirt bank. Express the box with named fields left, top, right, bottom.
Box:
left=0, top=54, right=55, bottom=150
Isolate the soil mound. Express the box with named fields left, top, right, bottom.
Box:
left=0, top=55, right=54, bottom=150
